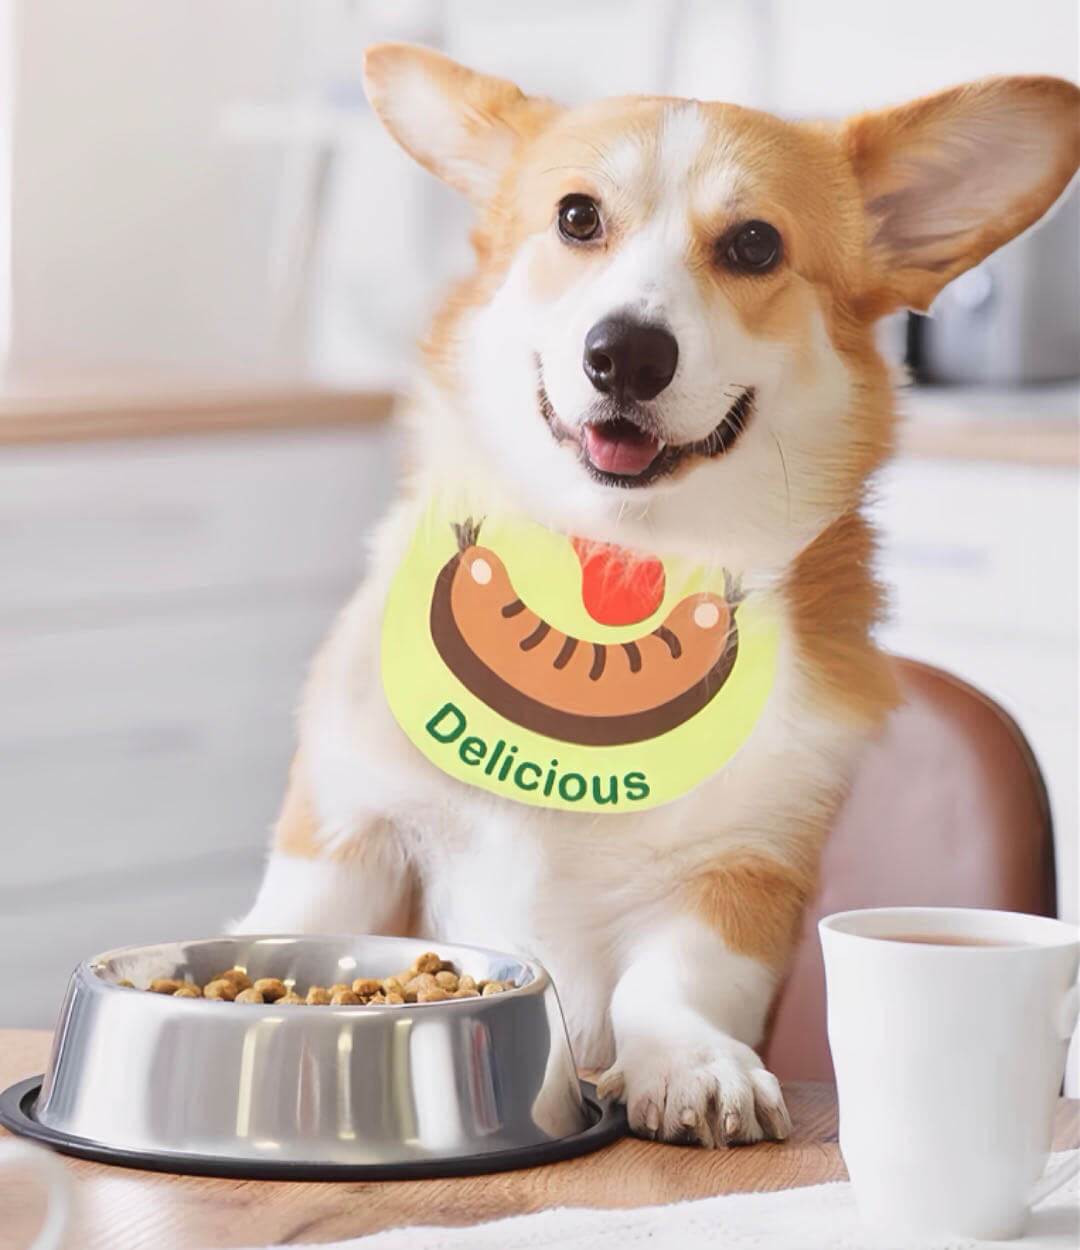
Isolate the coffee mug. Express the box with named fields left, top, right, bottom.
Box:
left=820, top=906, right=1079, bottom=1241
left=0, top=1140, right=71, bottom=1250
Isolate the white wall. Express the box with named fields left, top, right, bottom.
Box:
left=9, top=0, right=308, bottom=380
left=317, top=0, right=1080, bottom=380
left=763, top=0, right=1078, bottom=115
left=0, top=0, right=11, bottom=358
left=7, top=0, right=1076, bottom=386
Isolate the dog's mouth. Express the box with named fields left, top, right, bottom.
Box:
left=537, top=371, right=756, bottom=489
left=581, top=418, right=664, bottom=477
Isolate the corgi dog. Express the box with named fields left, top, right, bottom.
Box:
left=237, top=45, right=1080, bottom=1146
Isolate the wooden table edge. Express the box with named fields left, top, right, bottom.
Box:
left=0, top=1028, right=1075, bottom=1250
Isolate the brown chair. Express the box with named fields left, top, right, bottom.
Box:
left=765, top=657, right=1056, bottom=1082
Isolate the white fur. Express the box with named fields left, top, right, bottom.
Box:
left=239, top=53, right=1080, bottom=1150
left=237, top=480, right=865, bottom=1076
left=238, top=94, right=869, bottom=1146
left=657, top=104, right=710, bottom=186
left=363, top=55, right=514, bottom=201
left=236, top=842, right=413, bottom=937
left=597, top=917, right=790, bottom=1145
left=462, top=103, right=854, bottom=572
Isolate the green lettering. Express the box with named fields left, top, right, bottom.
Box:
left=458, top=735, right=487, bottom=766
left=623, top=771, right=650, bottom=801
left=558, top=772, right=587, bottom=802
left=498, top=745, right=518, bottom=781
left=426, top=702, right=466, bottom=744
left=592, top=775, right=618, bottom=805
left=485, top=740, right=505, bottom=776
left=512, top=760, right=540, bottom=790
left=514, top=761, right=542, bottom=791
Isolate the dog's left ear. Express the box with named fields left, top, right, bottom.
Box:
left=364, top=43, right=554, bottom=202
left=842, top=76, right=1080, bottom=315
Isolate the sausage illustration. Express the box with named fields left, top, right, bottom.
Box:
left=428, top=520, right=739, bottom=746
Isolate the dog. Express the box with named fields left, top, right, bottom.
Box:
left=236, top=45, right=1080, bottom=1146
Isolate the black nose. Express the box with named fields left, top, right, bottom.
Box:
left=583, top=317, right=678, bottom=402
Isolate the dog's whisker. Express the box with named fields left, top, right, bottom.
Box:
left=539, top=159, right=618, bottom=193
left=536, top=360, right=755, bottom=487
left=771, top=429, right=792, bottom=526
left=686, top=388, right=756, bottom=459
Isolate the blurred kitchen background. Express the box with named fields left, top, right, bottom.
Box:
left=1, top=0, right=1077, bottom=1036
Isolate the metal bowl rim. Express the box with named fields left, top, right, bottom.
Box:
left=81, top=933, right=549, bottom=1012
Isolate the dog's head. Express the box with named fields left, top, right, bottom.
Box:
left=365, top=46, right=1079, bottom=566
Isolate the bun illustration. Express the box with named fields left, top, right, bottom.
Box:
left=428, top=520, right=739, bottom=746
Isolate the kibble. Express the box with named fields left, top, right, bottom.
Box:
left=214, top=969, right=251, bottom=991
left=148, top=978, right=183, bottom=994
left=204, top=979, right=239, bottom=1001
left=130, top=952, right=515, bottom=1008
left=417, top=987, right=452, bottom=1003
left=253, top=978, right=287, bottom=1002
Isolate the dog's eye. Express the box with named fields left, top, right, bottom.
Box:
left=723, top=221, right=782, bottom=273
left=558, top=195, right=602, bottom=242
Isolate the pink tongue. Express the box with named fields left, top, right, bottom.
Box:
left=583, top=423, right=660, bottom=476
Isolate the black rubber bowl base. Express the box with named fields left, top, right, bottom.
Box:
left=0, top=1076, right=625, bottom=1181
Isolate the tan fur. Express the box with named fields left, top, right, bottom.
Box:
left=248, top=54, right=1080, bottom=1135
left=351, top=50, right=1072, bottom=912
left=841, top=76, right=1080, bottom=315
left=686, top=850, right=820, bottom=970
left=363, top=43, right=558, bottom=201
left=785, top=510, right=899, bottom=723
left=272, top=756, right=325, bottom=859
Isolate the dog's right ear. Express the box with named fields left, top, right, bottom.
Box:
left=841, top=76, right=1080, bottom=316
left=364, top=44, right=553, bottom=203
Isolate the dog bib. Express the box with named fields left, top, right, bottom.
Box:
left=381, top=498, right=778, bottom=812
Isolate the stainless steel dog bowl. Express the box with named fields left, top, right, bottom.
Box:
left=0, top=935, right=623, bottom=1178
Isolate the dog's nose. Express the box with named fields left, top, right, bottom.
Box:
left=583, top=317, right=678, bottom=402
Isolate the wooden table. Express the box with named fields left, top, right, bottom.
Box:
left=1, top=1030, right=1076, bottom=1250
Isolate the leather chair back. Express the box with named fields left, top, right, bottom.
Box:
left=765, top=658, right=1056, bottom=1081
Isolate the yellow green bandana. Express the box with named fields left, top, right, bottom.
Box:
left=381, top=498, right=778, bottom=812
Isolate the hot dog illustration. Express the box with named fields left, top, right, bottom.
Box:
left=428, top=519, right=739, bottom=746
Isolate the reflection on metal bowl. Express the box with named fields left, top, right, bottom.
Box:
left=1, top=934, right=622, bottom=1178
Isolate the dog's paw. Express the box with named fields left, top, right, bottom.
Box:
left=597, top=1034, right=790, bottom=1148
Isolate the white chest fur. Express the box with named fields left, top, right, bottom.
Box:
left=287, top=491, right=866, bottom=1065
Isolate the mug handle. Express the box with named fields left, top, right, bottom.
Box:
left=1030, top=983, right=1080, bottom=1209
left=1029, top=1150, right=1080, bottom=1208
left=0, top=1140, right=71, bottom=1250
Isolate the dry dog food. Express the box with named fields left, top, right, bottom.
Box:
left=122, top=951, right=515, bottom=1006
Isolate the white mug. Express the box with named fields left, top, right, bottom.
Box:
left=820, top=906, right=1079, bottom=1242
left=0, top=1140, right=71, bottom=1250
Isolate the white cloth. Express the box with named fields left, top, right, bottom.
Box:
left=241, top=1151, right=1078, bottom=1250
